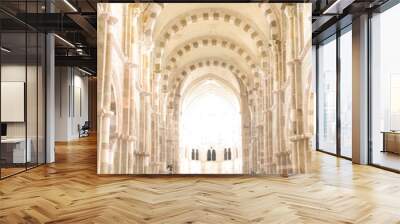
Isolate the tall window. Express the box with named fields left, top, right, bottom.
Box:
left=317, top=36, right=337, bottom=154
left=212, top=149, right=216, bottom=161
left=371, top=3, right=400, bottom=171
left=224, top=148, right=227, bottom=160
left=340, top=27, right=352, bottom=158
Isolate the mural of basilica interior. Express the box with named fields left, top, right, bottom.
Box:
left=3, top=1, right=400, bottom=222
left=97, top=3, right=314, bottom=175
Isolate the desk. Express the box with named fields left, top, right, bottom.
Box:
left=382, top=131, right=400, bottom=154
left=1, top=138, right=31, bottom=163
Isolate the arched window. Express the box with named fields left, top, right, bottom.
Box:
left=228, top=148, right=232, bottom=160
left=212, top=149, right=216, bottom=161
left=191, top=149, right=195, bottom=160
left=195, top=149, right=199, bottom=160
left=207, top=149, right=211, bottom=161
left=224, top=148, right=227, bottom=160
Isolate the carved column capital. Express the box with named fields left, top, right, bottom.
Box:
left=283, top=4, right=296, bottom=18
left=130, top=6, right=142, bottom=17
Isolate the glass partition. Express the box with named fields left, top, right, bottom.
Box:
left=0, top=1, right=46, bottom=179
left=27, top=30, right=38, bottom=169
left=1, top=31, right=28, bottom=177
left=371, top=3, right=400, bottom=171
left=339, top=27, right=352, bottom=158
left=317, top=35, right=337, bottom=154
left=38, top=32, right=45, bottom=165
left=312, top=45, right=317, bottom=150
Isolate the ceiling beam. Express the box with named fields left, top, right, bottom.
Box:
left=323, top=0, right=356, bottom=14
left=55, top=55, right=96, bottom=70
left=67, top=13, right=97, bottom=38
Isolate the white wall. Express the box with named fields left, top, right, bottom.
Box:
left=1, top=65, right=27, bottom=140
left=1, top=64, right=46, bottom=163
left=55, top=67, right=89, bottom=141
left=72, top=72, right=89, bottom=138
left=1, top=65, right=38, bottom=137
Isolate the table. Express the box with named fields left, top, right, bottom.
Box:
left=1, top=138, right=31, bottom=164
left=382, top=131, right=400, bottom=154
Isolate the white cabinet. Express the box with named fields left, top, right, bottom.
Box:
left=1, top=138, right=32, bottom=163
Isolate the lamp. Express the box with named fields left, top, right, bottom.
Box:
left=77, top=67, right=94, bottom=76
left=1, top=47, right=11, bottom=53
left=63, top=0, right=78, bottom=12
left=54, top=34, right=75, bottom=48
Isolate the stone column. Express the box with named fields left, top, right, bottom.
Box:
left=285, top=6, right=300, bottom=174
left=118, top=6, right=137, bottom=174
left=171, top=96, right=180, bottom=173
left=240, top=81, right=251, bottom=173
left=292, top=6, right=309, bottom=174
left=166, top=108, right=175, bottom=172
left=120, top=61, right=134, bottom=173
left=128, top=8, right=141, bottom=173
left=98, top=12, right=118, bottom=174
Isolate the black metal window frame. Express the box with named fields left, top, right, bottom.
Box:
left=315, top=23, right=353, bottom=161
left=367, top=0, right=400, bottom=173
left=315, top=0, right=400, bottom=173
left=0, top=0, right=48, bottom=180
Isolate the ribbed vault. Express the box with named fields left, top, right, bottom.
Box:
left=153, top=7, right=271, bottom=70
left=165, top=58, right=249, bottom=111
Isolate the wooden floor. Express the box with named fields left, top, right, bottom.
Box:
left=0, top=167, right=26, bottom=178
left=372, top=150, right=400, bottom=171
left=1, top=135, right=400, bottom=223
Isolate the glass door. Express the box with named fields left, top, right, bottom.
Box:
left=317, top=35, right=337, bottom=154
left=370, top=3, right=400, bottom=171
left=0, top=0, right=47, bottom=179
left=1, top=30, right=28, bottom=178
left=339, top=26, right=352, bottom=158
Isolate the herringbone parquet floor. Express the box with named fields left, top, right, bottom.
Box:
left=1, top=135, right=400, bottom=224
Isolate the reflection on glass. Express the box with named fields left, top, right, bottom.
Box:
left=340, top=29, right=352, bottom=158
left=318, top=37, right=337, bottom=154
left=27, top=31, right=38, bottom=169
left=1, top=31, right=27, bottom=177
left=371, top=3, right=400, bottom=171
left=312, top=46, right=317, bottom=150
left=38, top=32, right=46, bottom=165
left=0, top=1, right=47, bottom=178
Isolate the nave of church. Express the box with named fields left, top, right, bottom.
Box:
left=97, top=3, right=314, bottom=175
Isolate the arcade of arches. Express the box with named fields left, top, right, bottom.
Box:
left=97, top=3, right=314, bottom=175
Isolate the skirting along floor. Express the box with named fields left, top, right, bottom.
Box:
left=1, top=135, right=400, bottom=223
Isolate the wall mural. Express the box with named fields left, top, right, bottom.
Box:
left=97, top=3, right=314, bottom=175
